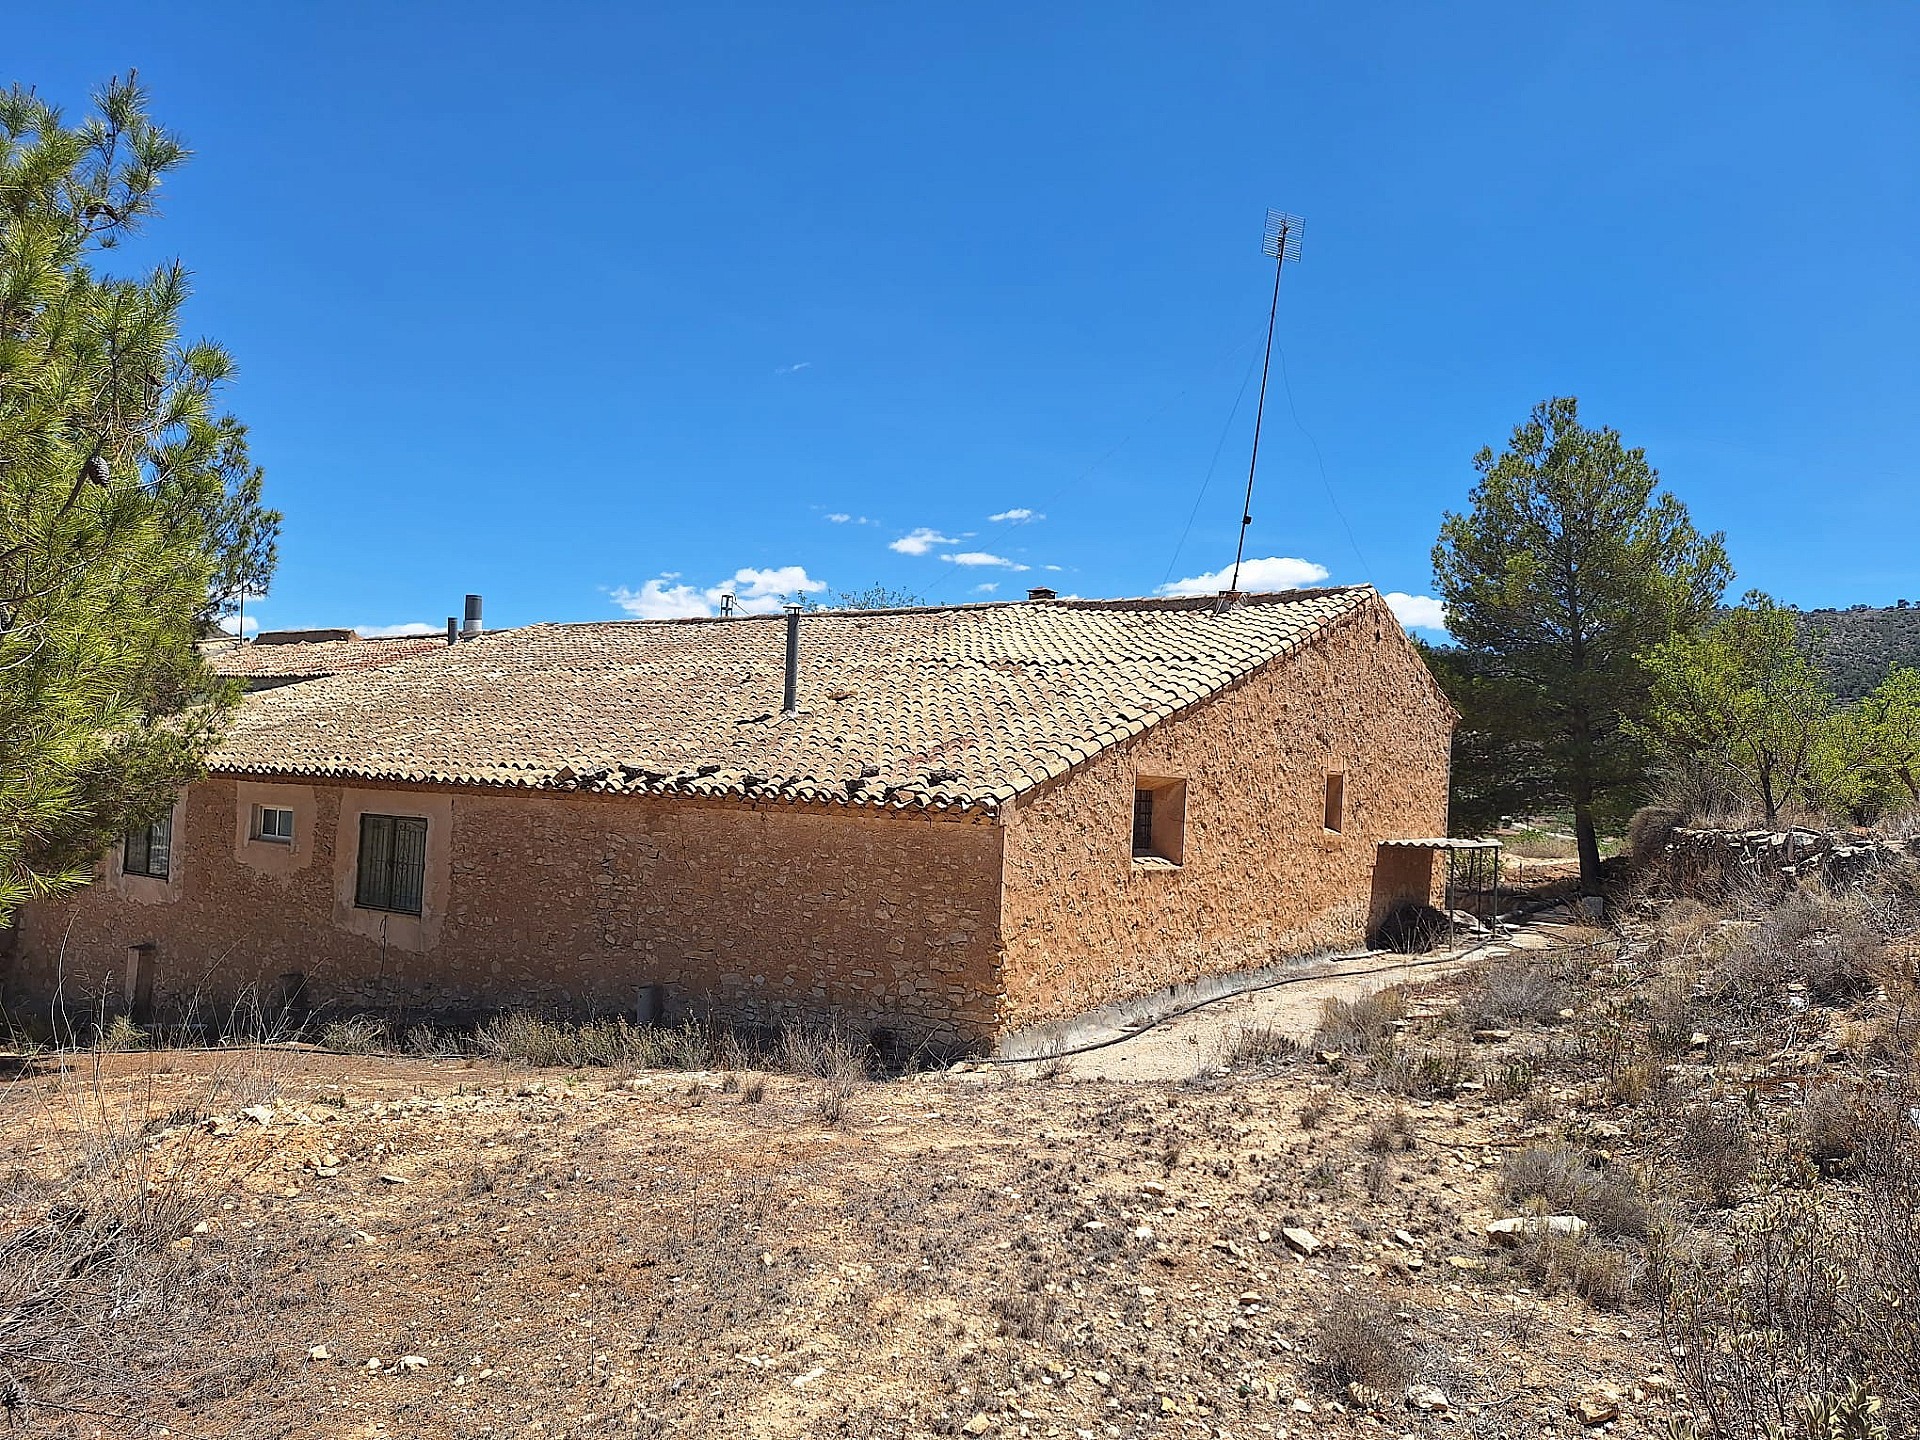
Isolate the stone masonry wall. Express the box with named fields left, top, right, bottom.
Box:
left=996, top=594, right=1454, bottom=1029
left=8, top=780, right=1005, bottom=1046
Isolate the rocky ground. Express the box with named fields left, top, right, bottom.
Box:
left=3, top=878, right=1913, bottom=1439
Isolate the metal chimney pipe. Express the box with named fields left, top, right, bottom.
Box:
left=461, top=594, right=483, bottom=638
left=782, top=605, right=802, bottom=714
left=445, top=617, right=457, bottom=646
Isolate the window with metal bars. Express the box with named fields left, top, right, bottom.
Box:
left=1132, top=789, right=1156, bottom=856
left=354, top=814, right=427, bottom=916
left=122, top=814, right=172, bottom=879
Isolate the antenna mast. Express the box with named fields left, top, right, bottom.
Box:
left=1227, top=209, right=1304, bottom=597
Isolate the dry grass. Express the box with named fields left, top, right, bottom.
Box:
left=1311, top=1292, right=1415, bottom=1396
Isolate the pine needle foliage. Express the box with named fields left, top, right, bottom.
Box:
left=1432, top=397, right=1729, bottom=890
left=0, top=75, right=279, bottom=917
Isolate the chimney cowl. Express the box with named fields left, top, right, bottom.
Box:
left=461, top=594, right=483, bottom=638
left=1026, top=587, right=1057, bottom=602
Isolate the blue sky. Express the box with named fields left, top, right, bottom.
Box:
left=15, top=4, right=1919, bottom=635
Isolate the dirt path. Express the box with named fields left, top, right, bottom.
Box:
left=994, top=919, right=1589, bottom=1082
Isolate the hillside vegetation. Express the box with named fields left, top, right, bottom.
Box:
left=1798, top=605, right=1920, bottom=701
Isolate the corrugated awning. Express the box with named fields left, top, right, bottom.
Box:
left=1377, top=837, right=1503, bottom=850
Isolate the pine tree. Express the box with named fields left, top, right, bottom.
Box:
left=1433, top=397, right=1729, bottom=894
left=0, top=76, right=278, bottom=916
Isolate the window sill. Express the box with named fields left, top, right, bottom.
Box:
left=250, top=835, right=293, bottom=846
left=1130, top=854, right=1182, bottom=871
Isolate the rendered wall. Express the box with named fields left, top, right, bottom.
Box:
left=8, top=780, right=1004, bottom=1045
left=996, top=595, right=1453, bottom=1029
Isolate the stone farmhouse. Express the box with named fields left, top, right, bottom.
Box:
left=5, top=586, right=1456, bottom=1048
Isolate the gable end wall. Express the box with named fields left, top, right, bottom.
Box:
left=996, top=596, right=1453, bottom=1028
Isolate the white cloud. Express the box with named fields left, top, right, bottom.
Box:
left=775, top=361, right=812, bottom=375
left=942, top=551, right=1029, bottom=571
left=989, top=508, right=1042, bottom=524
left=1156, top=556, right=1331, bottom=597
left=610, top=566, right=827, bottom=620
left=1043, top=564, right=1064, bottom=572
left=890, top=527, right=956, bottom=556
left=217, top=614, right=260, bottom=636
left=825, top=513, right=875, bottom=526
left=1384, top=592, right=1448, bottom=633
left=359, top=621, right=440, bottom=638
left=972, top=582, right=999, bottom=594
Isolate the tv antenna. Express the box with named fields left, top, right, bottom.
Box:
left=1227, top=209, right=1304, bottom=597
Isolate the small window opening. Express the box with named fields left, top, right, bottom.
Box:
left=1131, top=778, right=1187, bottom=866
left=253, top=805, right=295, bottom=843
left=122, top=814, right=172, bottom=879
left=354, top=814, right=427, bottom=915
left=1324, top=772, right=1346, bottom=834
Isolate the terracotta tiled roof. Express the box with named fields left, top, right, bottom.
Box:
left=209, top=587, right=1380, bottom=812
left=201, top=634, right=446, bottom=683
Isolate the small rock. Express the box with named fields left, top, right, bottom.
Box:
left=399, top=1355, right=428, bottom=1371
left=1237, top=1291, right=1262, bottom=1306
left=1281, top=1227, right=1322, bottom=1257
left=1690, top=1032, right=1711, bottom=1049
left=1570, top=1394, right=1620, bottom=1426
left=1486, top=1215, right=1587, bottom=1247
left=962, top=1414, right=993, bottom=1436
left=1472, top=1029, right=1513, bottom=1043
left=240, top=1105, right=275, bottom=1127
left=306, top=1345, right=330, bottom=1362
left=1407, top=1385, right=1450, bottom=1413
left=1141, top=1180, right=1167, bottom=1197
left=1093, top=1371, right=1112, bottom=1388
left=379, top=1173, right=408, bottom=1186
left=792, top=1366, right=826, bottom=1388
left=1391, top=1229, right=1418, bottom=1248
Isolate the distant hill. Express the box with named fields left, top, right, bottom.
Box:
left=1796, top=604, right=1920, bottom=701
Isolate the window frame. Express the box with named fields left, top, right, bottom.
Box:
left=1130, top=777, right=1188, bottom=868
left=252, top=805, right=296, bottom=844
left=1323, top=772, right=1346, bottom=835
left=353, top=813, right=428, bottom=916
left=122, top=814, right=173, bottom=880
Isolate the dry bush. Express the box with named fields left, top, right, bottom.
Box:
left=1456, top=956, right=1578, bottom=1029
left=1316, top=987, right=1408, bottom=1056
left=1791, top=1082, right=1883, bottom=1180
left=1667, top=1101, right=1756, bottom=1208
left=317, top=1014, right=388, bottom=1054
left=1627, top=804, right=1686, bottom=869
left=740, top=1073, right=767, bottom=1104
left=1297, top=1090, right=1334, bottom=1129
left=1365, top=1106, right=1417, bottom=1153
left=1502, top=1144, right=1652, bottom=1241
left=1374, top=1041, right=1473, bottom=1099
left=779, top=1020, right=870, bottom=1124
left=469, top=1014, right=718, bottom=1070
left=1504, top=1228, right=1642, bottom=1309
left=1709, top=890, right=1883, bottom=1015
left=1312, top=1293, right=1414, bottom=1396
left=1220, top=1022, right=1300, bottom=1068
left=0, top=1055, right=296, bottom=1428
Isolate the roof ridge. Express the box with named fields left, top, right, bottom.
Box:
left=513, top=584, right=1371, bottom=632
